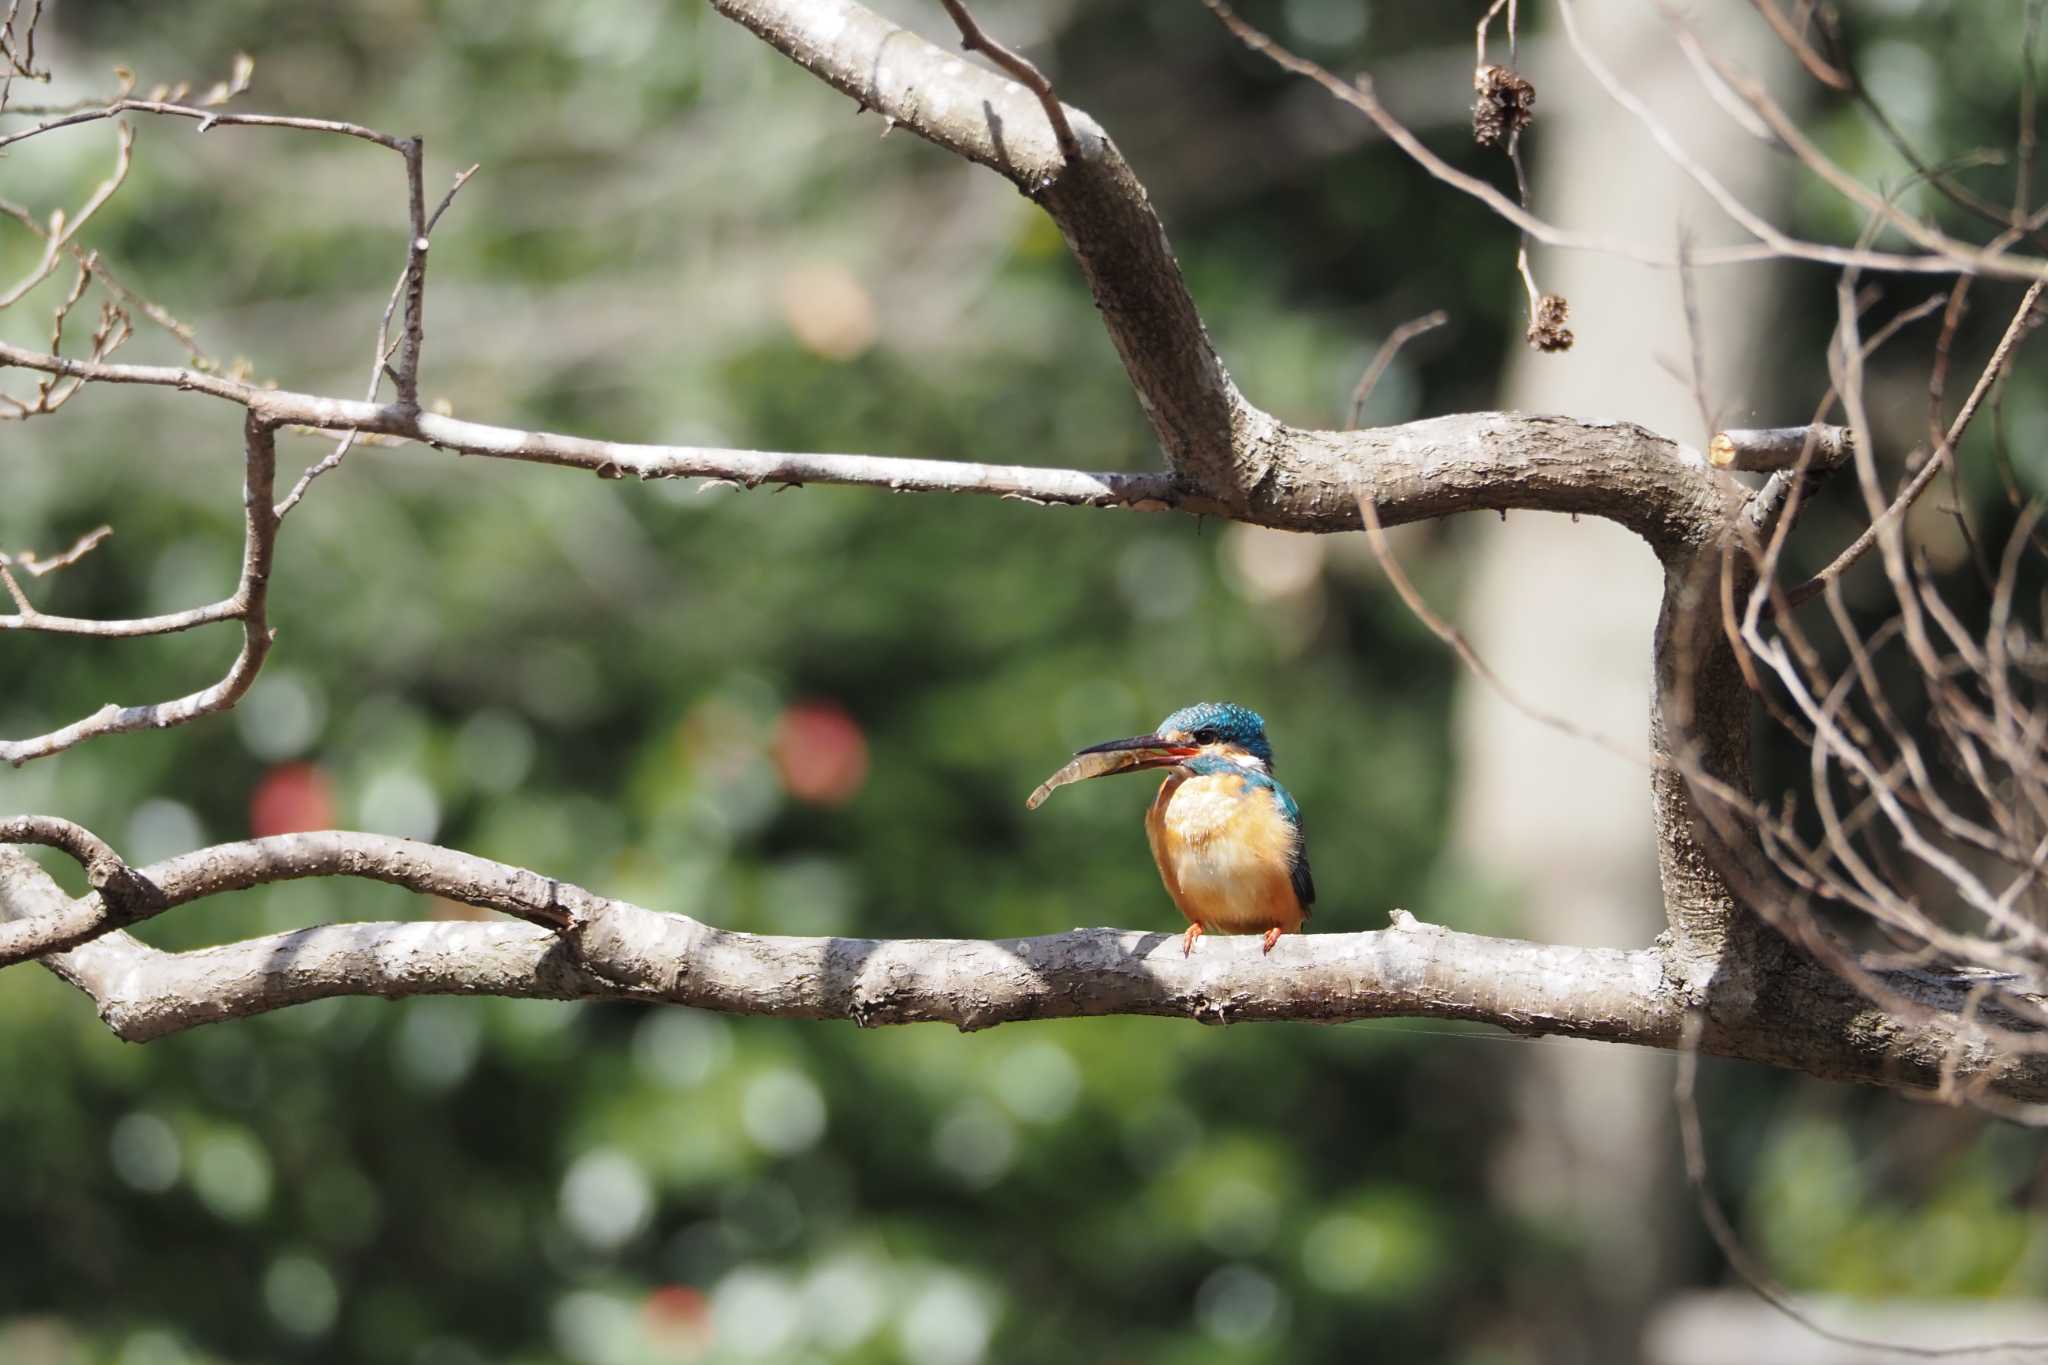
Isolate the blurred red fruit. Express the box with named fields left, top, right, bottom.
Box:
left=250, top=762, right=336, bottom=837
left=645, top=1282, right=710, bottom=1337
left=774, top=700, right=868, bottom=806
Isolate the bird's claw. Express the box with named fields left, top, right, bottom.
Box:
left=1181, top=923, right=1204, bottom=958
left=1261, top=926, right=1282, bottom=954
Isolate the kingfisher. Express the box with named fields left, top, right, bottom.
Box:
left=1027, top=701, right=1314, bottom=956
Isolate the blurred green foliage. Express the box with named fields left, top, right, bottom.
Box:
left=3, top=2, right=2047, bottom=1363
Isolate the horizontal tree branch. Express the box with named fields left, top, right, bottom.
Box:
left=0, top=594, right=243, bottom=638
left=0, top=840, right=2039, bottom=1104
left=0, top=341, right=1734, bottom=542
left=0, top=96, right=409, bottom=154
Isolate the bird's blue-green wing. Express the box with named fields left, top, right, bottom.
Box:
left=1272, top=781, right=1316, bottom=915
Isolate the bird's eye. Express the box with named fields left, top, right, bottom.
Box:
left=1193, top=728, right=1219, bottom=744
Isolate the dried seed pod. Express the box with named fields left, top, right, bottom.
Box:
left=1526, top=293, right=1573, bottom=352
left=1473, top=64, right=1535, bottom=149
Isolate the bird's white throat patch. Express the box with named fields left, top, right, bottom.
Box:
left=1196, top=744, right=1269, bottom=773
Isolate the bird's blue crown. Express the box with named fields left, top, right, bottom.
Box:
left=1158, top=701, right=1273, bottom=766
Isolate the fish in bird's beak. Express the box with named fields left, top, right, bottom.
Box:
left=1025, top=732, right=1199, bottom=810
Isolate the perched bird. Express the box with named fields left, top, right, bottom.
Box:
left=1027, top=701, right=1314, bottom=956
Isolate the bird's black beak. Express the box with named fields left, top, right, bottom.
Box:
left=1072, top=733, right=1199, bottom=768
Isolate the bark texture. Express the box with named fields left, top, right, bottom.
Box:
left=3, top=842, right=2043, bottom=1106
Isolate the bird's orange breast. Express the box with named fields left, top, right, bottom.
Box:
left=1144, top=770, right=1307, bottom=937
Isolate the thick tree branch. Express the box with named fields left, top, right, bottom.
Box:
left=0, top=341, right=1731, bottom=540
left=1, top=841, right=2040, bottom=1105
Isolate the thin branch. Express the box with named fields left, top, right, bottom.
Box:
left=0, top=0, right=48, bottom=83
left=1359, top=495, right=1651, bottom=768
left=1746, top=0, right=1849, bottom=89
left=1676, top=235, right=1716, bottom=434
left=1346, top=309, right=1447, bottom=428
left=274, top=431, right=361, bottom=520
left=0, top=829, right=570, bottom=968
left=1214, top=0, right=2048, bottom=282
left=426, top=162, right=480, bottom=233
left=0, top=815, right=124, bottom=885
left=0, top=524, right=109, bottom=576
left=1675, top=8, right=2048, bottom=274
left=1783, top=281, right=2045, bottom=610
left=0, top=414, right=276, bottom=764
left=278, top=162, right=478, bottom=520
left=935, top=0, right=1079, bottom=164
left=0, top=121, right=133, bottom=310
left=1205, top=0, right=1686, bottom=273
left=0, top=97, right=408, bottom=154
left=0, top=196, right=213, bottom=363
left=0, top=595, right=244, bottom=638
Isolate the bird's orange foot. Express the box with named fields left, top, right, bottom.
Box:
left=1261, top=926, right=1283, bottom=954
left=1181, top=923, right=1205, bottom=957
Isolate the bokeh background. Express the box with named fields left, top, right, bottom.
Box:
left=4, top=2, right=2048, bottom=1362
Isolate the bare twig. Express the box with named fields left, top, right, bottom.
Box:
left=0, top=198, right=213, bottom=363
left=1674, top=235, right=1717, bottom=435
left=0, top=525, right=110, bottom=576
left=1211, top=0, right=2048, bottom=281
left=1475, top=0, right=1519, bottom=72
left=0, top=414, right=276, bottom=765
left=1346, top=310, right=1447, bottom=428
left=274, top=430, right=362, bottom=521
left=935, top=0, right=1079, bottom=164
left=1358, top=494, right=1649, bottom=767
left=0, top=98, right=408, bottom=154
left=0, top=121, right=133, bottom=310
left=1782, top=281, right=2045, bottom=610
left=278, top=161, right=478, bottom=518
left=1747, top=0, right=1851, bottom=90
left=0, top=595, right=245, bottom=639
left=1659, top=7, right=2048, bottom=281
left=0, top=0, right=47, bottom=84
